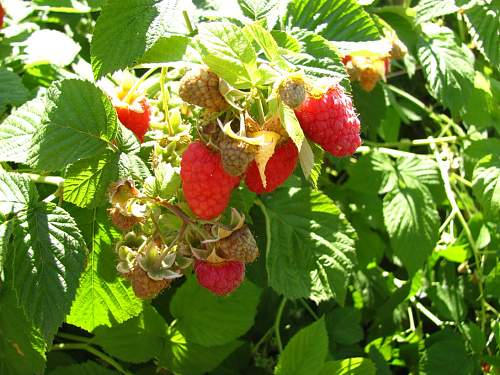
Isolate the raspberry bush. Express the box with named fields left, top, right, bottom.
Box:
left=0, top=0, right=498, bottom=374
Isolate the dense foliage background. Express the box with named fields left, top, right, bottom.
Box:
left=0, top=0, right=498, bottom=374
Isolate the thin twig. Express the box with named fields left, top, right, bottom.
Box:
left=52, top=343, right=132, bottom=375
left=299, top=298, right=319, bottom=320
left=431, top=141, right=487, bottom=332
left=56, top=332, right=92, bottom=344
left=274, top=297, right=287, bottom=353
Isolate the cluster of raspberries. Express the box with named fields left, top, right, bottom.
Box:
left=177, top=68, right=361, bottom=295
left=110, top=66, right=361, bottom=297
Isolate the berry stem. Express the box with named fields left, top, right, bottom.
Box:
left=52, top=342, right=132, bottom=375
left=256, top=93, right=266, bottom=124
left=274, top=297, right=287, bottom=353
left=160, top=67, right=173, bottom=135
left=123, top=67, right=158, bottom=104
left=150, top=197, right=192, bottom=224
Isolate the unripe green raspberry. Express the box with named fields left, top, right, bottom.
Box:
left=179, top=67, right=229, bottom=112
left=216, top=225, right=259, bottom=263
left=279, top=78, right=306, bottom=108
left=125, top=266, right=171, bottom=299
left=219, top=137, right=257, bottom=176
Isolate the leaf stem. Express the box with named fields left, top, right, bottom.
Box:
left=183, top=10, right=195, bottom=35
left=56, top=332, right=92, bottom=343
left=52, top=342, right=132, bottom=375
left=254, top=199, right=271, bottom=259
left=299, top=298, right=319, bottom=320
left=24, top=173, right=64, bottom=186
left=252, top=326, right=273, bottom=354
left=414, top=301, right=443, bottom=327
left=356, top=145, right=427, bottom=158
left=364, top=135, right=465, bottom=148
left=431, top=141, right=487, bottom=332
left=452, top=173, right=473, bottom=188
left=274, top=297, right=287, bottom=353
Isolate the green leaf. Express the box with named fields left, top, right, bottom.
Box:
left=0, top=220, right=15, bottom=279
left=92, top=305, right=167, bottom=363
left=472, top=154, right=500, bottom=220
left=428, top=281, right=467, bottom=322
left=170, top=276, right=261, bottom=346
left=238, top=0, right=280, bottom=21
left=353, top=83, right=386, bottom=136
left=49, top=361, right=118, bottom=375
left=420, top=334, right=473, bottom=375
left=196, top=22, right=260, bottom=89
left=464, top=0, right=500, bottom=67
left=33, top=0, right=103, bottom=12
left=0, top=170, right=38, bottom=216
left=464, top=138, right=500, bottom=178
left=485, top=263, right=500, bottom=300
left=0, top=94, right=45, bottom=163
left=275, top=318, right=328, bottom=375
left=320, top=358, right=376, bottom=375
left=383, top=187, right=439, bottom=275
left=0, top=290, right=46, bottom=375
left=263, top=188, right=356, bottom=304
left=5, top=203, right=86, bottom=338
left=138, top=35, right=190, bottom=64
left=243, top=22, right=288, bottom=70
left=160, top=327, right=242, bottom=375
left=279, top=103, right=305, bottom=152
left=91, top=0, right=185, bottom=79
left=415, top=0, right=471, bottom=22
left=28, top=79, right=118, bottom=172
left=417, top=23, right=475, bottom=116
left=326, top=307, right=363, bottom=345
left=63, top=151, right=121, bottom=208
left=284, top=0, right=380, bottom=41
left=0, top=68, right=29, bottom=113
left=66, top=208, right=142, bottom=332
left=462, top=72, right=500, bottom=130
left=286, top=29, right=347, bottom=81
left=24, top=30, right=81, bottom=66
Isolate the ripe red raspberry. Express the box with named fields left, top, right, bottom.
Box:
left=294, top=84, right=361, bottom=156
left=194, top=259, right=245, bottom=296
left=115, top=98, right=150, bottom=142
left=180, top=141, right=240, bottom=220
left=245, top=139, right=298, bottom=194
left=0, top=3, right=5, bottom=29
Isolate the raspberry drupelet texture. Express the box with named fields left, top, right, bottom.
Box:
left=126, top=267, right=170, bottom=299
left=216, top=225, right=259, bottom=263
left=219, top=136, right=256, bottom=177
left=194, top=259, right=245, bottom=296
left=245, top=139, right=298, bottom=194
left=179, top=67, right=229, bottom=112
left=294, top=84, right=361, bottom=157
left=180, top=141, right=240, bottom=220
left=115, top=98, right=151, bottom=142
